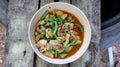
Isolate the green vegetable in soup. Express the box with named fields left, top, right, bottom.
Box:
left=78, top=26, right=84, bottom=32
left=56, top=37, right=63, bottom=43
left=65, top=39, right=81, bottom=48
left=50, top=49, right=58, bottom=57
left=54, top=50, right=58, bottom=57
left=44, top=16, right=58, bottom=22
left=68, top=19, right=75, bottom=23
left=64, top=46, right=73, bottom=52
left=58, top=16, right=64, bottom=25
left=42, top=29, right=46, bottom=34
left=52, top=16, right=58, bottom=21
left=59, top=52, right=67, bottom=58
left=64, top=19, right=75, bottom=23
left=50, top=49, right=55, bottom=55
left=52, top=21, right=58, bottom=37
left=41, top=10, right=49, bottom=20
left=44, top=18, right=53, bottom=22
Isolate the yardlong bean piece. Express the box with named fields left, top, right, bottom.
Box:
left=41, top=10, right=49, bottom=20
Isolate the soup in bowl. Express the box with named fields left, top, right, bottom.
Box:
left=28, top=2, right=91, bottom=64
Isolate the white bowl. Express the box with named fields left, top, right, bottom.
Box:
left=28, top=2, right=91, bottom=64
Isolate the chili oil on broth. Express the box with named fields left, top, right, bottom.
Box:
left=34, top=9, right=84, bottom=59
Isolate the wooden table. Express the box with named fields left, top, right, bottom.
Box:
left=3, top=0, right=101, bottom=67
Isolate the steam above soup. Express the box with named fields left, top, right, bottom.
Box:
left=34, top=9, right=84, bottom=59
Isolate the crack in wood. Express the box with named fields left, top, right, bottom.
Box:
left=68, top=63, right=70, bottom=67
left=54, top=0, right=59, bottom=2
left=23, top=51, right=26, bottom=56
left=38, top=0, right=41, bottom=9
left=33, top=53, right=37, bottom=67
left=18, top=39, right=22, bottom=41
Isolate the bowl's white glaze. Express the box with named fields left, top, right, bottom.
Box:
left=28, top=2, right=91, bottom=64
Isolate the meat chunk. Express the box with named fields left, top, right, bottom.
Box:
left=55, top=9, right=64, bottom=16
left=62, top=23, right=74, bottom=32
left=37, top=20, right=45, bottom=25
left=69, top=30, right=80, bottom=40
left=64, top=34, right=70, bottom=47
left=36, top=39, right=50, bottom=52
left=57, top=23, right=74, bottom=37
left=49, top=40, right=64, bottom=53
left=49, top=40, right=59, bottom=45
left=61, top=14, right=68, bottom=19
left=36, top=26, right=45, bottom=34
left=67, top=16, right=72, bottom=20
left=55, top=44, right=64, bottom=53
left=35, top=35, right=42, bottom=42
left=44, top=51, right=54, bottom=58
left=57, top=25, right=64, bottom=37
left=46, top=28, right=52, bottom=38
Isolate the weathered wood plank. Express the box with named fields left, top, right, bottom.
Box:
left=4, top=40, right=34, bottom=67
left=3, top=0, right=39, bottom=67
left=40, top=0, right=54, bottom=7
left=0, top=0, right=8, bottom=27
left=71, top=0, right=101, bottom=67
left=59, top=0, right=71, bottom=3
left=35, top=0, right=70, bottom=67
left=36, top=57, right=68, bottom=67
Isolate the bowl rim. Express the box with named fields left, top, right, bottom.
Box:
left=28, top=2, right=91, bottom=64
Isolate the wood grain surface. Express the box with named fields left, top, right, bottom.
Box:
left=3, top=0, right=39, bottom=67
left=71, top=0, right=101, bottom=67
